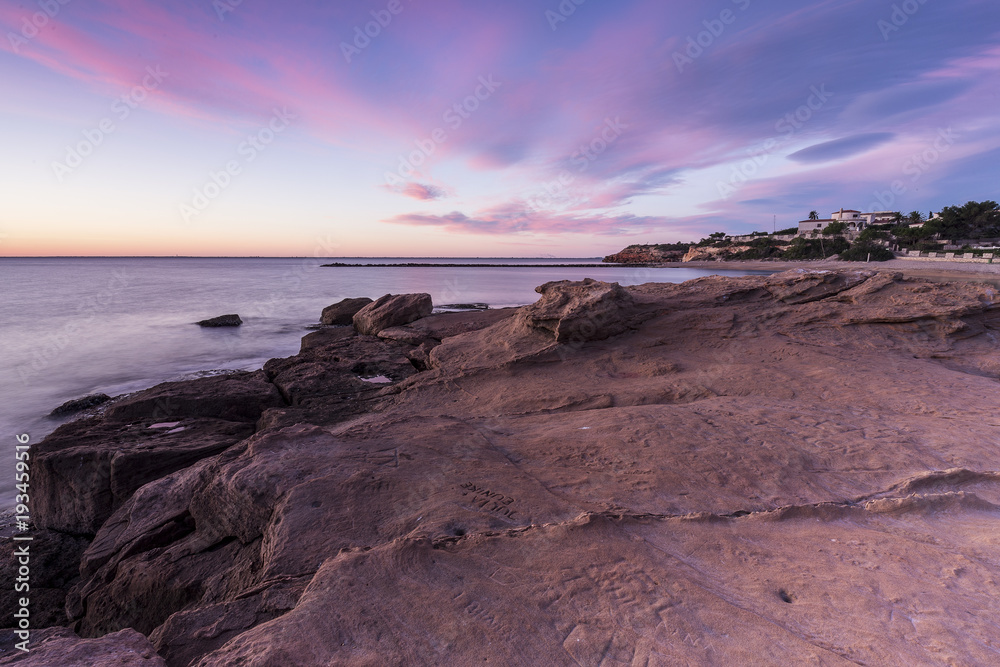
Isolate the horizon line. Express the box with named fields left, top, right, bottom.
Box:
left=0, top=255, right=606, bottom=260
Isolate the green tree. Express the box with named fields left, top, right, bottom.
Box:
left=907, top=210, right=925, bottom=225
left=781, top=236, right=848, bottom=260
left=697, top=232, right=729, bottom=247
left=840, top=241, right=894, bottom=262
left=858, top=228, right=889, bottom=243
left=808, top=211, right=819, bottom=220
left=822, top=221, right=847, bottom=235
left=926, top=200, right=1000, bottom=239
left=726, top=237, right=786, bottom=260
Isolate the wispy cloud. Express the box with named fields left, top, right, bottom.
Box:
left=386, top=202, right=673, bottom=236
left=388, top=182, right=448, bottom=201
left=788, top=133, right=896, bottom=164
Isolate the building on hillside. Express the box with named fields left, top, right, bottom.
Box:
left=868, top=211, right=898, bottom=225
left=797, top=208, right=899, bottom=235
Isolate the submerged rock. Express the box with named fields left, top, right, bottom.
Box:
left=196, top=314, right=242, bottom=327
left=352, top=293, right=433, bottom=335
left=49, top=393, right=111, bottom=417
left=319, top=297, right=373, bottom=325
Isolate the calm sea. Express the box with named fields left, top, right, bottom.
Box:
left=0, top=257, right=772, bottom=509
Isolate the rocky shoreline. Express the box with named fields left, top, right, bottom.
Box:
left=620, top=257, right=1000, bottom=284
left=5, top=270, right=1000, bottom=665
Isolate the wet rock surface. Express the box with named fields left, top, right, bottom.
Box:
left=49, top=393, right=112, bottom=417
left=16, top=271, right=1000, bottom=665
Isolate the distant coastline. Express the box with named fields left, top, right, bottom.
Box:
left=323, top=261, right=619, bottom=268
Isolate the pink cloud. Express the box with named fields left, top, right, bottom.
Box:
left=0, top=0, right=409, bottom=144
left=385, top=201, right=675, bottom=236
left=386, top=182, right=449, bottom=201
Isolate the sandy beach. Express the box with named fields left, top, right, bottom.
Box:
left=659, top=257, right=1000, bottom=284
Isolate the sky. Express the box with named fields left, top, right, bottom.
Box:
left=1, top=0, right=998, bottom=257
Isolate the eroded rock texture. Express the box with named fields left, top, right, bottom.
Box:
left=17, top=272, right=1000, bottom=665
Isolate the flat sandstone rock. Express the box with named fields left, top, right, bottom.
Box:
left=20, top=271, right=1000, bottom=665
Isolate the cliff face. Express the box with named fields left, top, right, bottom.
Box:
left=602, top=244, right=685, bottom=263
left=13, top=271, right=1000, bottom=666
left=682, top=244, right=752, bottom=261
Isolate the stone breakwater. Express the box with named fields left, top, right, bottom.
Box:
left=5, top=270, right=1000, bottom=665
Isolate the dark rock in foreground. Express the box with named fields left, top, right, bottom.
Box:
left=49, top=393, right=111, bottom=417
left=196, top=315, right=242, bottom=327
left=0, top=530, right=89, bottom=630
left=32, top=371, right=282, bottom=535
left=319, top=297, right=373, bottom=325
left=17, top=272, right=1000, bottom=665
left=352, top=293, right=432, bottom=335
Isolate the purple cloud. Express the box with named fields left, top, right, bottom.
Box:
left=389, top=183, right=448, bottom=201
left=788, top=133, right=896, bottom=164
left=386, top=204, right=674, bottom=236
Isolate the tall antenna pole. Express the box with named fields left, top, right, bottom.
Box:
left=773, top=215, right=776, bottom=234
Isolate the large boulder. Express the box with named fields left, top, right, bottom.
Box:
left=518, top=278, right=638, bottom=342
left=353, top=293, right=433, bottom=335
left=320, top=297, right=373, bottom=325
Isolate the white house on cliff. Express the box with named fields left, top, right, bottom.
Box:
left=797, top=208, right=897, bottom=235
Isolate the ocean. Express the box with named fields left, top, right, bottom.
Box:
left=0, top=257, right=773, bottom=508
